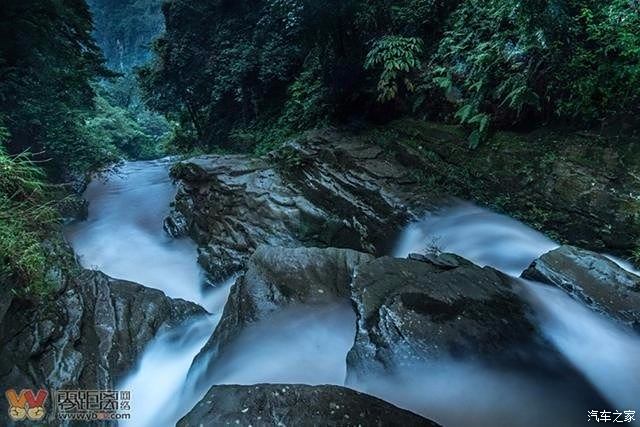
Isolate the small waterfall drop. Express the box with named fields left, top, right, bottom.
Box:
left=64, top=159, right=204, bottom=304
left=391, top=202, right=640, bottom=424
left=64, top=160, right=227, bottom=426
left=65, top=163, right=639, bottom=427
left=64, top=161, right=355, bottom=426
left=393, top=202, right=559, bottom=275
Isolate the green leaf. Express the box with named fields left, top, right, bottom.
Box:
left=468, top=129, right=482, bottom=149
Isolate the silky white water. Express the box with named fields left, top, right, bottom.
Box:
left=65, top=164, right=639, bottom=427
left=64, top=161, right=356, bottom=426
left=64, top=159, right=204, bottom=304
left=393, top=202, right=559, bottom=275
left=524, top=281, right=640, bottom=412
left=390, top=202, right=640, bottom=426
left=118, top=278, right=233, bottom=427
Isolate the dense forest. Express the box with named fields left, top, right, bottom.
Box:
left=140, top=0, right=640, bottom=151
left=1, top=0, right=639, bottom=293
left=0, top=0, right=166, bottom=296
left=1, top=1, right=640, bottom=425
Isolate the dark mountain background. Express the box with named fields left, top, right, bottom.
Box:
left=87, top=0, right=165, bottom=71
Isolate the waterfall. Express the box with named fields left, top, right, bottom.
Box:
left=393, top=202, right=558, bottom=276
left=390, top=202, right=640, bottom=426
left=64, top=161, right=355, bottom=426
left=524, top=281, right=640, bottom=413
left=65, top=164, right=638, bottom=427
left=64, top=159, right=204, bottom=304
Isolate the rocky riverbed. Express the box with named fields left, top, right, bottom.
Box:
left=2, top=127, right=639, bottom=426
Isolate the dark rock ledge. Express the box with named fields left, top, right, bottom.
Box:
left=0, top=269, right=205, bottom=419
left=523, top=245, right=640, bottom=331
left=178, top=384, right=441, bottom=427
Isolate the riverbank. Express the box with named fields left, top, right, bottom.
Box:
left=167, top=120, right=640, bottom=285
left=370, top=120, right=640, bottom=256
left=1, top=119, right=639, bottom=425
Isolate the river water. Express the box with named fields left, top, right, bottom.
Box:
left=65, top=161, right=640, bottom=427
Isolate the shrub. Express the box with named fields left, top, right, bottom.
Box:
left=0, top=133, right=59, bottom=297
left=430, top=0, right=640, bottom=145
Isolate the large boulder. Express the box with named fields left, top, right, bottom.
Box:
left=165, top=130, right=419, bottom=282
left=168, top=125, right=640, bottom=282
left=0, top=270, right=205, bottom=409
left=346, top=254, right=555, bottom=382
left=522, top=245, right=640, bottom=331
left=189, top=245, right=579, bottom=394
left=165, top=155, right=315, bottom=281
left=177, top=384, right=440, bottom=427
left=189, top=245, right=373, bottom=382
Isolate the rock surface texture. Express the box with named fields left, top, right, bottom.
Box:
left=346, top=254, right=558, bottom=382
left=168, top=126, right=640, bottom=284
left=189, top=245, right=580, bottom=389
left=523, top=245, right=640, bottom=331
left=189, top=245, right=373, bottom=381
left=165, top=130, right=424, bottom=282
left=177, top=384, right=441, bottom=427
left=0, top=269, right=205, bottom=417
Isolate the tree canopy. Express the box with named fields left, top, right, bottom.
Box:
left=0, top=0, right=118, bottom=178
left=140, top=0, right=640, bottom=151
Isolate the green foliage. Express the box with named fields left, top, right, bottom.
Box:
left=0, top=0, right=116, bottom=178
left=555, top=0, right=640, bottom=119
left=139, top=0, right=453, bottom=151
left=139, top=0, right=309, bottom=150
left=232, top=51, right=332, bottom=156
left=365, top=36, right=424, bottom=103
left=85, top=92, right=166, bottom=160
left=0, top=142, right=59, bottom=297
left=87, top=0, right=171, bottom=160
left=280, top=51, right=331, bottom=131
left=142, top=0, right=639, bottom=153
left=429, top=0, right=640, bottom=144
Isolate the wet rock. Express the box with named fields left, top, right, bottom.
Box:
left=346, top=254, right=555, bottom=382
left=275, top=130, right=423, bottom=251
left=167, top=130, right=419, bottom=282
left=189, top=245, right=373, bottom=381
left=177, top=384, right=440, bottom=427
left=407, top=252, right=474, bottom=269
left=385, top=120, right=640, bottom=255
left=522, top=245, right=640, bottom=331
left=0, top=270, right=205, bottom=403
left=169, top=124, right=640, bottom=281
left=190, top=246, right=573, bottom=395
left=167, top=156, right=312, bottom=281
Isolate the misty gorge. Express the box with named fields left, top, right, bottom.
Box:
left=0, top=0, right=639, bottom=426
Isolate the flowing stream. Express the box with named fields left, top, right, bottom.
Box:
left=64, top=159, right=204, bottom=304
left=390, top=203, right=640, bottom=426
left=64, top=160, right=227, bottom=426
left=64, top=161, right=356, bottom=426
left=65, top=162, right=639, bottom=427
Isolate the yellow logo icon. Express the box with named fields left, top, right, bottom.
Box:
left=5, top=389, right=48, bottom=422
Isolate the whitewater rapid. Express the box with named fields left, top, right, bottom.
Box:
left=64, top=160, right=224, bottom=426
left=65, top=164, right=639, bottom=427
left=64, top=159, right=204, bottom=304
left=391, top=202, right=640, bottom=426
left=64, top=161, right=356, bottom=426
